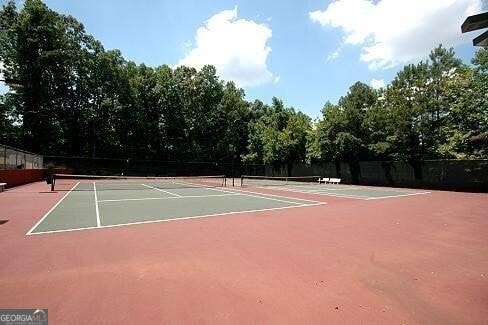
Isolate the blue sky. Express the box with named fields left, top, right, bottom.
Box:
left=1, top=0, right=485, bottom=118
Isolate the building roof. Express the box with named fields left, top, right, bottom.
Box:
left=461, top=12, right=488, bottom=47
left=461, top=12, right=488, bottom=32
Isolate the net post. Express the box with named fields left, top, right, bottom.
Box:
left=50, top=175, right=55, bottom=191
left=240, top=175, right=244, bottom=187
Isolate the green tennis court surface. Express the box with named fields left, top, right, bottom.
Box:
left=28, top=181, right=325, bottom=235
left=261, top=184, right=431, bottom=200
left=239, top=176, right=430, bottom=200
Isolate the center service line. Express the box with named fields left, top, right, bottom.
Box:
left=94, top=182, right=101, bottom=227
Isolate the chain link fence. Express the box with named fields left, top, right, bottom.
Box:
left=34, top=155, right=488, bottom=192
left=289, top=160, right=488, bottom=192
left=0, top=144, right=44, bottom=169
left=43, top=156, right=265, bottom=179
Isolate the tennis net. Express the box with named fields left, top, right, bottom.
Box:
left=240, top=175, right=320, bottom=187
left=48, top=174, right=227, bottom=191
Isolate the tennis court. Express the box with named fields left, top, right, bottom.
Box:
left=28, top=175, right=325, bottom=235
left=240, top=175, right=431, bottom=200
left=28, top=174, right=432, bottom=235
left=2, top=175, right=488, bottom=324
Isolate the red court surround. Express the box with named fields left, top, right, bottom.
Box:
left=0, top=169, right=72, bottom=188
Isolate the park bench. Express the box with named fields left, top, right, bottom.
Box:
left=318, top=178, right=341, bottom=184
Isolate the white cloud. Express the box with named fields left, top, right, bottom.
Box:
left=370, top=78, right=385, bottom=89
left=309, top=0, right=483, bottom=69
left=326, top=47, right=341, bottom=62
left=177, top=6, right=276, bottom=88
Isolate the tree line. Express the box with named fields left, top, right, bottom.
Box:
left=1, top=0, right=487, bottom=171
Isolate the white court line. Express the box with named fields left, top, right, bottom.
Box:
left=228, top=191, right=312, bottom=205
left=267, top=186, right=347, bottom=194
left=265, top=182, right=428, bottom=194
left=231, top=188, right=324, bottom=203
left=27, top=202, right=327, bottom=235
left=262, top=186, right=369, bottom=200
left=93, top=182, right=101, bottom=227
left=264, top=186, right=430, bottom=200
left=173, top=183, right=322, bottom=203
left=365, top=191, right=431, bottom=200
left=340, top=183, right=430, bottom=192
left=141, top=184, right=182, bottom=197
left=26, top=182, right=80, bottom=235
left=285, top=185, right=340, bottom=191
left=267, top=186, right=345, bottom=194
left=338, top=184, right=427, bottom=194
left=175, top=181, right=322, bottom=205
left=299, top=188, right=431, bottom=199
left=172, top=181, right=238, bottom=195
left=99, top=193, right=241, bottom=203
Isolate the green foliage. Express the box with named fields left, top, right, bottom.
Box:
left=308, top=83, right=376, bottom=163
left=0, top=93, right=21, bottom=146
left=373, top=46, right=465, bottom=161
left=309, top=45, right=484, bottom=164
left=0, top=1, right=485, bottom=168
left=441, top=49, right=488, bottom=158
left=243, top=98, right=310, bottom=169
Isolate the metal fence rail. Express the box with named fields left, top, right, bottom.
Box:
left=0, top=144, right=44, bottom=169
